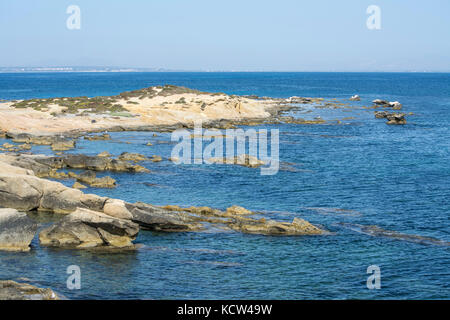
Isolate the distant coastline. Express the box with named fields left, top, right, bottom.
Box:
left=1, top=67, right=449, bottom=73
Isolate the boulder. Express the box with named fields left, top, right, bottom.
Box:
left=39, top=208, right=139, bottom=249
left=0, top=280, right=59, bottom=300
left=0, top=209, right=37, bottom=252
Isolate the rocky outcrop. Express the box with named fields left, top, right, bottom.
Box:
left=126, top=202, right=201, bottom=232
left=61, top=154, right=149, bottom=172
left=386, top=113, right=406, bottom=125
left=72, top=182, right=87, bottom=189
left=286, top=97, right=324, bottom=104
left=51, top=140, right=75, bottom=151
left=0, top=208, right=38, bottom=252
left=84, top=133, right=111, bottom=141
left=39, top=208, right=139, bottom=249
left=8, top=133, right=58, bottom=145
left=0, top=172, right=107, bottom=213
left=0, top=156, right=325, bottom=237
left=372, top=99, right=389, bottom=106
left=1, top=142, right=31, bottom=152
left=118, top=152, right=148, bottom=162
left=374, top=111, right=406, bottom=124
left=228, top=217, right=324, bottom=236
left=374, top=111, right=390, bottom=119
left=0, top=280, right=59, bottom=300
left=0, top=153, right=149, bottom=175
left=208, top=154, right=266, bottom=168
left=159, top=205, right=326, bottom=236
left=68, top=171, right=117, bottom=188
left=372, top=99, right=402, bottom=110
left=226, top=205, right=253, bottom=215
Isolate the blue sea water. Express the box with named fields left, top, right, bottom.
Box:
left=0, top=72, right=449, bottom=299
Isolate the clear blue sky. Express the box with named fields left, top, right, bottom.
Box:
left=1, top=0, right=449, bottom=71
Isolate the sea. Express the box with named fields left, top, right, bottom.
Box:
left=0, top=72, right=449, bottom=299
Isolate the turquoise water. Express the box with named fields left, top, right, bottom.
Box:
left=0, top=72, right=449, bottom=299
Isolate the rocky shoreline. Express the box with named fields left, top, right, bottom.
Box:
left=0, top=152, right=326, bottom=253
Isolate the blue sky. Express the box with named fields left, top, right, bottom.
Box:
left=0, top=0, right=449, bottom=71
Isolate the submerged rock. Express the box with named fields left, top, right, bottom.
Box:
left=0, top=280, right=59, bottom=300
left=338, top=223, right=450, bottom=246
left=39, top=208, right=139, bottom=249
left=0, top=208, right=38, bottom=252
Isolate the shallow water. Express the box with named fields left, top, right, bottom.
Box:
left=0, top=72, right=449, bottom=299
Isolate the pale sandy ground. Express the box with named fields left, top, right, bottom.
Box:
left=0, top=90, right=277, bottom=135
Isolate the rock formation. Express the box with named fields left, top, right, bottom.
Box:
left=39, top=208, right=139, bottom=249
left=0, top=208, right=37, bottom=252
left=0, top=280, right=59, bottom=300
